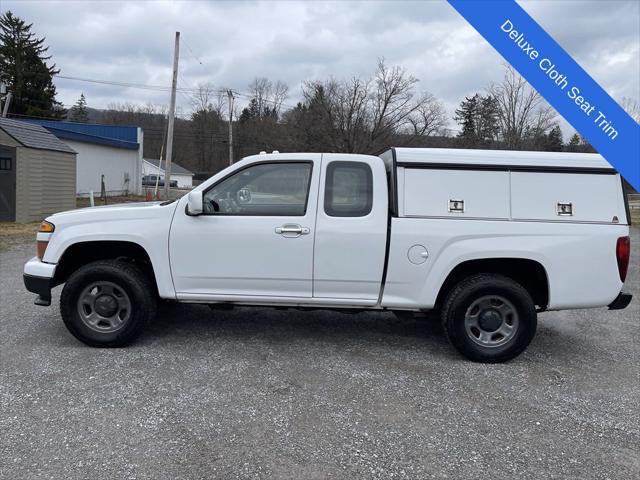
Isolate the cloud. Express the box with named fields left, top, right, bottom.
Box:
left=3, top=0, right=638, bottom=137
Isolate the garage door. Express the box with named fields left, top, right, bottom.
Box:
left=0, top=147, right=16, bottom=221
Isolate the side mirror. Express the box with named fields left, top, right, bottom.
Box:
left=186, top=191, right=203, bottom=216
left=237, top=188, right=252, bottom=204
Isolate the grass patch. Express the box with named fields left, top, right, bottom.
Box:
left=0, top=222, right=39, bottom=251
left=0, top=195, right=153, bottom=250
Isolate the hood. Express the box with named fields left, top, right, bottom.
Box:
left=45, top=200, right=177, bottom=226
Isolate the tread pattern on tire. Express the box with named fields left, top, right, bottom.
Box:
left=60, top=259, right=156, bottom=347
left=441, top=273, right=537, bottom=363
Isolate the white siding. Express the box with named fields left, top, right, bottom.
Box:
left=171, top=174, right=193, bottom=188
left=65, top=139, right=142, bottom=196
left=142, top=160, right=193, bottom=188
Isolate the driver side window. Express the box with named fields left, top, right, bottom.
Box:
left=203, top=162, right=312, bottom=216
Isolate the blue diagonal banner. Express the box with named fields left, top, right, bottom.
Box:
left=448, top=0, right=640, bottom=190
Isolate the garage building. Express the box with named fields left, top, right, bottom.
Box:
left=25, top=119, right=143, bottom=197
left=142, top=158, right=194, bottom=188
left=0, top=119, right=77, bottom=223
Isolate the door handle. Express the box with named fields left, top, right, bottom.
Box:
left=275, top=224, right=310, bottom=237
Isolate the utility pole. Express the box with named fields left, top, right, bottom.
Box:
left=1, top=92, right=11, bottom=117
left=164, top=31, right=180, bottom=200
left=227, top=89, right=234, bottom=165
left=0, top=81, right=11, bottom=117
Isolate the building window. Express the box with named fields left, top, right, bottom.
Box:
left=324, top=161, right=373, bottom=217
left=0, top=157, right=11, bottom=171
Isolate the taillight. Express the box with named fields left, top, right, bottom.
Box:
left=616, top=236, right=630, bottom=282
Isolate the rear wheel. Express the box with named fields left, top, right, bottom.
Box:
left=441, top=274, right=537, bottom=363
left=60, top=260, right=156, bottom=347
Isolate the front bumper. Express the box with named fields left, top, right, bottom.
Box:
left=608, top=291, right=632, bottom=310
left=23, top=257, right=57, bottom=306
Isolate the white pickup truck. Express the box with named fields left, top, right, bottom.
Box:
left=23, top=147, right=632, bottom=362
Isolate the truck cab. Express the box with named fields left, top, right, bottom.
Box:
left=23, top=148, right=632, bottom=363
left=171, top=153, right=388, bottom=305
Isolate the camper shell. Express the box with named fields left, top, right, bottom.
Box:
left=379, top=147, right=628, bottom=224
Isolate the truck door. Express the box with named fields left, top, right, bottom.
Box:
left=313, top=154, right=388, bottom=302
left=169, top=158, right=320, bottom=299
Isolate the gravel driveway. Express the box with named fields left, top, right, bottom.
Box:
left=1, top=230, right=638, bottom=479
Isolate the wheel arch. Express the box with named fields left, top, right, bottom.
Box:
left=53, top=240, right=159, bottom=294
left=434, top=257, right=550, bottom=310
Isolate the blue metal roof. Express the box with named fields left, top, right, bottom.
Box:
left=23, top=119, right=140, bottom=150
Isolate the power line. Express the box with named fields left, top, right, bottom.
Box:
left=54, top=74, right=229, bottom=95
left=56, top=74, right=296, bottom=112
left=183, top=40, right=205, bottom=67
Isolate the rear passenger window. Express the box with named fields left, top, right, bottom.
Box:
left=324, top=162, right=373, bottom=217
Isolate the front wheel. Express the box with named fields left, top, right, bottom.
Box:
left=60, top=260, right=156, bottom=347
left=441, top=274, right=537, bottom=363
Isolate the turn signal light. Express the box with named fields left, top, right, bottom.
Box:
left=616, top=236, right=630, bottom=283
left=38, top=221, right=55, bottom=233
left=37, top=221, right=54, bottom=258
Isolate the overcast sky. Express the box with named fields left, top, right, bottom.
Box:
left=1, top=0, right=639, bottom=136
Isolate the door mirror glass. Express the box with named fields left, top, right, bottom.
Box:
left=186, top=190, right=203, bottom=216
left=237, top=187, right=252, bottom=204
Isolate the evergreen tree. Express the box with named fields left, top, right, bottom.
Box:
left=0, top=11, right=64, bottom=118
left=476, top=95, right=500, bottom=145
left=69, top=93, right=89, bottom=122
left=454, top=94, right=479, bottom=146
left=544, top=125, right=564, bottom=151
left=566, top=133, right=581, bottom=152
left=239, top=98, right=260, bottom=123
left=454, top=94, right=500, bottom=147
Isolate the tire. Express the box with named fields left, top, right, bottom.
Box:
left=60, top=260, right=157, bottom=347
left=441, top=274, right=537, bottom=363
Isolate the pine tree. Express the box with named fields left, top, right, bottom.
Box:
left=567, top=133, right=581, bottom=152
left=454, top=94, right=479, bottom=146
left=0, top=11, right=64, bottom=118
left=454, top=94, right=500, bottom=147
left=476, top=95, right=500, bottom=145
left=544, top=125, right=564, bottom=152
left=69, top=93, right=89, bottom=122
left=239, top=98, right=260, bottom=123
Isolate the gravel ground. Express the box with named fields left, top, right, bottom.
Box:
left=1, top=231, right=638, bottom=479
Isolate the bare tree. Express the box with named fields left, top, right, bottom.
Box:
left=370, top=59, right=419, bottom=143
left=248, top=77, right=272, bottom=116
left=190, top=83, right=227, bottom=172
left=272, top=80, right=289, bottom=116
left=620, top=96, right=640, bottom=123
left=191, top=83, right=225, bottom=118
left=245, top=77, right=290, bottom=118
left=489, top=64, right=556, bottom=149
left=408, top=92, right=448, bottom=137
left=299, top=58, right=449, bottom=153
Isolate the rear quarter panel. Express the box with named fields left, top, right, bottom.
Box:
left=382, top=217, right=627, bottom=310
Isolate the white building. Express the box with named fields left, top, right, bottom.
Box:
left=143, top=158, right=194, bottom=188
left=27, top=120, right=143, bottom=196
